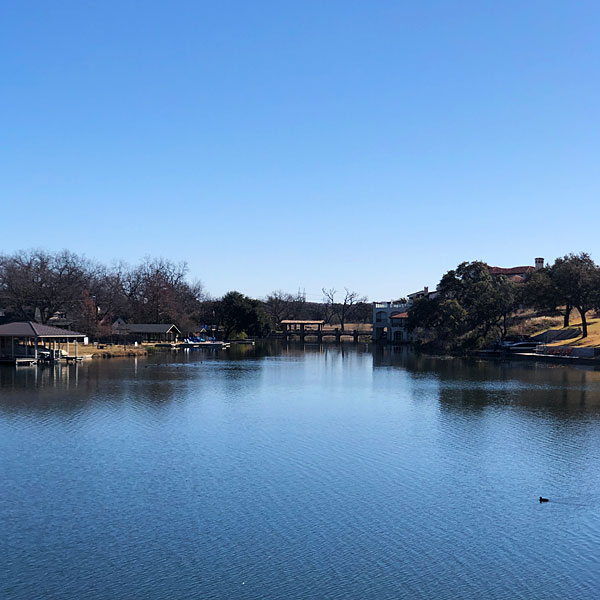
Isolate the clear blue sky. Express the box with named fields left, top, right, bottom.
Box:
left=2, top=1, right=599, bottom=301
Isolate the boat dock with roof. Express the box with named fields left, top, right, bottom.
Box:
left=0, top=322, right=86, bottom=365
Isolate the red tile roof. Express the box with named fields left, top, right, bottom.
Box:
left=488, top=266, right=534, bottom=276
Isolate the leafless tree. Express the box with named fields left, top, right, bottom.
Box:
left=321, top=288, right=337, bottom=325
left=265, top=290, right=306, bottom=326
left=120, top=257, right=205, bottom=333
left=322, top=287, right=367, bottom=330
left=0, top=249, right=90, bottom=323
left=0, top=251, right=207, bottom=336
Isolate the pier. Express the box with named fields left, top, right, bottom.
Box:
left=0, top=357, right=38, bottom=366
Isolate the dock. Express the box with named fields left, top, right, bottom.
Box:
left=181, top=341, right=231, bottom=350
left=0, top=357, right=37, bottom=366
left=474, top=349, right=600, bottom=366
left=154, top=341, right=231, bottom=350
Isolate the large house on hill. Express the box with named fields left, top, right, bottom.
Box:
left=373, top=257, right=545, bottom=343
left=488, top=257, right=544, bottom=283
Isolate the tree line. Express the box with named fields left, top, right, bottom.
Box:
left=407, top=252, right=600, bottom=350
left=0, top=249, right=369, bottom=339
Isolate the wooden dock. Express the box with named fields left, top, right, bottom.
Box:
left=0, top=357, right=37, bottom=366
left=181, top=341, right=231, bottom=350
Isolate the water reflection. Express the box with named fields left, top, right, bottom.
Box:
left=373, top=346, right=600, bottom=416
left=2, top=344, right=600, bottom=600
left=3, top=345, right=600, bottom=419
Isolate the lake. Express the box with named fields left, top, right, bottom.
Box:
left=2, top=345, right=600, bottom=599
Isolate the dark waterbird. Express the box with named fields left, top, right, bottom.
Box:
left=539, top=496, right=549, bottom=503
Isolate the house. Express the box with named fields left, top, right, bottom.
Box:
left=372, top=301, right=411, bottom=342
left=407, top=285, right=439, bottom=303
left=112, top=319, right=182, bottom=342
left=488, top=257, right=544, bottom=283
left=373, top=282, right=438, bottom=342
left=373, top=257, right=544, bottom=343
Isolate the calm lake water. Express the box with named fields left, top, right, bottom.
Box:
left=2, top=345, right=600, bottom=599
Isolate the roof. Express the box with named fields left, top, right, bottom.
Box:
left=407, top=288, right=436, bottom=298
left=114, top=323, right=181, bottom=334
left=390, top=312, right=409, bottom=319
left=280, top=320, right=325, bottom=324
left=0, top=321, right=86, bottom=338
left=488, top=266, right=534, bottom=276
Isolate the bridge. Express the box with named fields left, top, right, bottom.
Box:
left=280, top=320, right=371, bottom=343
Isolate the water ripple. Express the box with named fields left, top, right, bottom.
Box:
left=1, top=351, right=600, bottom=599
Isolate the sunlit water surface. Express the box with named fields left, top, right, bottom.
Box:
left=2, top=345, right=600, bottom=599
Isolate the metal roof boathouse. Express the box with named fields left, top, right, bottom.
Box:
left=0, top=322, right=86, bottom=365
left=112, top=319, right=181, bottom=342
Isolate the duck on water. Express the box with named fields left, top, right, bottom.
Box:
left=539, top=496, right=549, bottom=503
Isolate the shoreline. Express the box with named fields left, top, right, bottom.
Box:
left=473, top=350, right=600, bottom=367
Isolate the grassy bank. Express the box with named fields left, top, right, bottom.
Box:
left=508, top=309, right=600, bottom=348
left=77, top=344, right=150, bottom=358
left=534, top=318, right=600, bottom=348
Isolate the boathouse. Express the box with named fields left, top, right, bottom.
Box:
left=112, top=319, right=181, bottom=343
left=0, top=321, right=86, bottom=365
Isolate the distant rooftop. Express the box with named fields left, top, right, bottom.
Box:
left=114, top=323, right=181, bottom=334
left=488, top=266, right=535, bottom=276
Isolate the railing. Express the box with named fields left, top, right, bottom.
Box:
left=374, top=302, right=409, bottom=309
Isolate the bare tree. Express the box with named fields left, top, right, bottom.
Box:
left=321, top=288, right=337, bottom=325
left=321, top=287, right=367, bottom=329
left=0, top=249, right=89, bottom=323
left=265, top=290, right=292, bottom=325
left=336, top=288, right=367, bottom=330
left=122, top=257, right=190, bottom=324
left=87, top=261, right=129, bottom=325
left=265, top=290, right=306, bottom=326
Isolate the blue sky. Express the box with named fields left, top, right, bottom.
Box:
left=2, top=1, right=599, bottom=301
